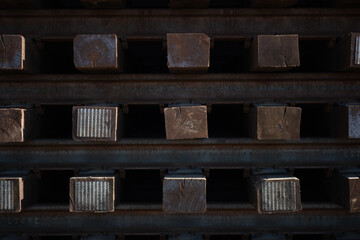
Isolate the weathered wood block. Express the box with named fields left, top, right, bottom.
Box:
left=0, top=0, right=41, bottom=8
left=169, top=0, right=209, bottom=8
left=167, top=33, right=210, bottom=73
left=80, top=0, right=125, bottom=8
left=332, top=105, right=360, bottom=139
left=332, top=33, right=360, bottom=71
left=70, top=176, right=116, bottom=212
left=251, top=0, right=298, bottom=7
left=332, top=173, right=360, bottom=213
left=164, top=105, right=208, bottom=140
left=0, top=35, right=38, bottom=73
left=163, top=175, right=206, bottom=214
left=0, top=174, right=37, bottom=213
left=250, top=174, right=302, bottom=214
left=0, top=108, right=38, bottom=143
left=251, top=35, right=300, bottom=72
left=72, top=106, right=119, bottom=142
left=249, top=105, right=302, bottom=140
left=74, top=34, right=123, bottom=73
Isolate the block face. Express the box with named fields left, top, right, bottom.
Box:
left=349, top=177, right=360, bottom=213
left=251, top=35, right=300, bottom=72
left=251, top=106, right=302, bottom=140
left=251, top=0, right=298, bottom=7
left=355, top=35, right=360, bottom=66
left=74, top=34, right=120, bottom=72
left=348, top=105, right=360, bottom=138
left=80, top=0, right=124, bottom=8
left=72, top=106, right=118, bottom=142
left=164, top=105, right=208, bottom=140
left=70, top=177, right=115, bottom=212
left=257, top=177, right=301, bottom=214
left=0, top=178, right=23, bottom=213
left=0, top=108, right=25, bottom=143
left=167, top=33, right=210, bottom=73
left=332, top=173, right=360, bottom=213
left=169, top=0, right=209, bottom=8
left=0, top=35, right=25, bottom=71
left=163, top=176, right=206, bottom=214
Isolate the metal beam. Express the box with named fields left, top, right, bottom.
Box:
left=0, top=9, right=360, bottom=37
left=0, top=74, right=359, bottom=104
left=0, top=139, right=359, bottom=169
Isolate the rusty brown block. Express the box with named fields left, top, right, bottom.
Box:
left=250, top=174, right=302, bottom=214
left=80, top=0, right=125, bottom=8
left=332, top=33, right=360, bottom=71
left=163, top=175, right=206, bottom=214
left=167, top=33, right=210, bottom=73
left=0, top=35, right=38, bottom=73
left=251, top=0, right=298, bottom=7
left=332, top=173, right=360, bottom=213
left=72, top=106, right=119, bottom=142
left=169, top=0, right=209, bottom=8
left=164, top=105, right=208, bottom=140
left=332, top=105, right=360, bottom=139
left=251, top=35, right=300, bottom=72
left=0, top=108, right=38, bottom=143
left=70, top=176, right=116, bottom=213
left=0, top=0, right=41, bottom=8
left=249, top=105, right=302, bottom=140
left=73, top=34, right=123, bottom=73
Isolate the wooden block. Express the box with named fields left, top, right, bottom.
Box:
left=0, top=108, right=39, bottom=143
left=70, top=176, right=116, bottom=212
left=0, top=0, right=41, bottom=8
left=251, top=35, right=300, bottom=72
left=164, top=105, right=208, bottom=140
left=74, top=34, right=123, bottom=73
left=0, top=35, right=38, bottom=73
left=332, top=105, right=360, bottom=139
left=169, top=0, right=209, bottom=8
left=0, top=174, right=37, bottom=213
left=80, top=0, right=125, bottom=8
left=167, top=33, right=210, bottom=73
left=250, top=174, right=302, bottom=214
left=332, top=173, right=360, bottom=213
left=163, top=175, right=206, bottom=214
left=249, top=105, right=302, bottom=140
left=251, top=0, right=298, bottom=7
left=72, top=106, right=119, bottom=142
left=332, top=33, right=360, bottom=71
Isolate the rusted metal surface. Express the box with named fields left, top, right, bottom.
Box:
left=0, top=73, right=359, bottom=104
left=0, top=139, right=359, bottom=169
left=1, top=10, right=360, bottom=37
left=0, top=209, right=359, bottom=234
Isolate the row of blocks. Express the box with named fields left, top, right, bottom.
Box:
left=1, top=0, right=359, bottom=8
left=1, top=33, right=360, bottom=73
left=1, top=104, right=360, bottom=142
left=0, top=169, right=359, bottom=214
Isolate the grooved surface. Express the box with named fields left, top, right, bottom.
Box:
left=77, top=108, right=112, bottom=138
left=355, top=36, right=360, bottom=65
left=348, top=105, right=360, bottom=138
left=260, top=180, right=297, bottom=212
left=0, top=180, right=14, bottom=211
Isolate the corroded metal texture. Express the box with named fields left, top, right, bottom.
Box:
left=0, top=178, right=22, bottom=213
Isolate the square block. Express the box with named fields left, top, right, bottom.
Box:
left=0, top=108, right=27, bottom=143
left=164, top=105, right=208, bottom=140
left=251, top=0, right=298, bottom=7
left=0, top=178, right=23, bottom=213
left=167, top=33, right=210, bottom=73
left=332, top=105, right=360, bottom=139
left=163, top=175, right=206, bottom=214
left=72, top=106, right=118, bottom=142
left=80, top=0, right=124, bottom=8
left=333, top=33, right=360, bottom=71
left=251, top=175, right=302, bottom=214
left=333, top=173, right=360, bottom=213
left=74, top=34, right=122, bottom=73
left=169, top=0, right=209, bottom=8
left=249, top=106, right=302, bottom=140
left=251, top=35, right=300, bottom=72
left=70, top=177, right=115, bottom=212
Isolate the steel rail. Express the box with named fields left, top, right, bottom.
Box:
left=1, top=9, right=360, bottom=37
left=0, top=73, right=359, bottom=104
left=0, top=138, right=359, bottom=169
left=0, top=208, right=359, bottom=234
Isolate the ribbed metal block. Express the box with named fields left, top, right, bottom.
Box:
left=70, top=177, right=115, bottom=212
left=253, top=176, right=301, bottom=214
left=72, top=106, right=118, bottom=141
left=0, top=178, right=22, bottom=213
left=355, top=36, right=360, bottom=65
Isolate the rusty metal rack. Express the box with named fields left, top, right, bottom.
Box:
left=1, top=1, right=360, bottom=240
